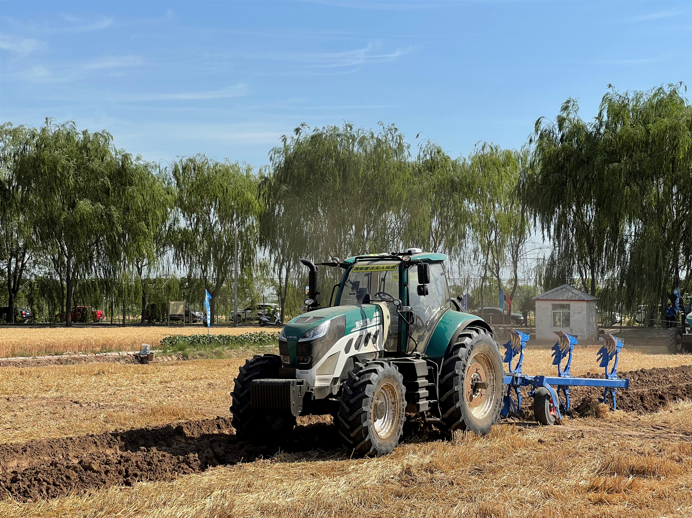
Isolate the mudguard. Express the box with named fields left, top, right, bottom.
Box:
left=424, top=310, right=492, bottom=360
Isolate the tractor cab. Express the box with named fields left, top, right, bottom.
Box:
left=333, top=252, right=452, bottom=356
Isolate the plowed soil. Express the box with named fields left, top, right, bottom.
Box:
left=0, top=416, right=343, bottom=502
left=2, top=364, right=692, bottom=504
left=509, top=364, right=692, bottom=417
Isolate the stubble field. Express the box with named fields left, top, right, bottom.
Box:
left=1, top=329, right=692, bottom=517
left=0, top=325, right=268, bottom=358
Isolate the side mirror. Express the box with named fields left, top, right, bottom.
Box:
left=417, top=285, right=429, bottom=296
left=417, top=263, right=430, bottom=285
left=304, top=298, right=315, bottom=306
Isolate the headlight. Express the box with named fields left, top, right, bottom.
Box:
left=279, top=327, right=286, bottom=340
left=299, top=321, right=329, bottom=341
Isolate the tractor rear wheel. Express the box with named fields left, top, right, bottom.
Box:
left=337, top=360, right=406, bottom=456
left=230, top=354, right=296, bottom=442
left=533, top=387, right=557, bottom=425
left=667, top=328, right=683, bottom=354
left=439, top=328, right=504, bottom=435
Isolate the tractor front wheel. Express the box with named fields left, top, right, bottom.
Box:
left=230, top=354, right=296, bottom=442
left=667, top=328, right=683, bottom=354
left=439, top=328, right=504, bottom=435
left=337, top=360, right=406, bottom=456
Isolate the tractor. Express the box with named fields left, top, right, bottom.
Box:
left=667, top=302, right=692, bottom=354
left=230, top=249, right=504, bottom=456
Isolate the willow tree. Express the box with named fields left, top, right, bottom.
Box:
left=468, top=144, right=526, bottom=313
left=600, top=84, right=692, bottom=316
left=406, top=141, right=472, bottom=256
left=262, top=123, right=412, bottom=314
left=172, top=155, right=259, bottom=323
left=0, top=123, right=37, bottom=323
left=15, top=120, right=117, bottom=326
left=523, top=99, right=621, bottom=296
left=103, top=154, right=174, bottom=324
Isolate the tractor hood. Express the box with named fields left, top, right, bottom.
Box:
left=280, top=305, right=382, bottom=369
left=284, top=305, right=381, bottom=338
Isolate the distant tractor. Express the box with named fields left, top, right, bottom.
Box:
left=667, top=309, right=692, bottom=354
left=230, top=249, right=504, bottom=456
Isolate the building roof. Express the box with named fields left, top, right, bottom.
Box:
left=533, top=284, right=598, bottom=302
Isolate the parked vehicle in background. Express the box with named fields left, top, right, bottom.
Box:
left=55, top=306, right=104, bottom=323
left=0, top=307, right=32, bottom=323
left=472, top=307, right=525, bottom=325
left=258, top=313, right=282, bottom=326
left=234, top=303, right=280, bottom=324
left=169, top=307, right=204, bottom=324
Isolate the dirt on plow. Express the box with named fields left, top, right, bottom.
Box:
left=2, top=364, right=692, bottom=503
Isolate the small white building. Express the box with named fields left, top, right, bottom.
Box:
left=533, top=284, right=598, bottom=341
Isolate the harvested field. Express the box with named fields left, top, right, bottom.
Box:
left=0, top=325, right=267, bottom=358
left=1, top=334, right=692, bottom=516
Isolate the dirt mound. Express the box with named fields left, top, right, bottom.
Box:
left=509, top=365, right=692, bottom=418
left=0, top=417, right=347, bottom=502
left=0, top=418, right=262, bottom=502
left=594, top=364, right=692, bottom=414
left=0, top=353, right=142, bottom=369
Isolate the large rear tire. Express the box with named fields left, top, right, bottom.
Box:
left=230, top=354, right=296, bottom=441
left=667, top=327, right=683, bottom=354
left=439, top=328, right=504, bottom=435
left=337, top=360, right=406, bottom=456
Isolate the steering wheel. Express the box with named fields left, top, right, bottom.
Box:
left=374, top=291, right=396, bottom=302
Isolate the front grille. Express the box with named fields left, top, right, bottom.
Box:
left=251, top=379, right=306, bottom=416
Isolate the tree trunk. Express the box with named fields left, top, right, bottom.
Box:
left=210, top=296, right=216, bottom=327
left=122, top=270, right=127, bottom=327
left=7, top=290, right=14, bottom=325
left=65, top=271, right=73, bottom=327
left=137, top=264, right=146, bottom=324
left=281, top=265, right=290, bottom=322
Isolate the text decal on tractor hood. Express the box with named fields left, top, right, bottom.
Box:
left=351, top=264, right=397, bottom=273
left=353, top=313, right=381, bottom=330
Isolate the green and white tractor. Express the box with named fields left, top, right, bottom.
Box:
left=230, top=249, right=504, bottom=456
left=667, top=302, right=692, bottom=354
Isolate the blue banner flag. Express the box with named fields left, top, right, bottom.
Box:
left=674, top=287, right=682, bottom=311
left=499, top=288, right=505, bottom=310
left=204, top=289, right=212, bottom=327
left=462, top=294, right=468, bottom=312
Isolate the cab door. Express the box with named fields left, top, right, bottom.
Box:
left=403, top=262, right=452, bottom=353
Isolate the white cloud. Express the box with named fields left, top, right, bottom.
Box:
left=625, top=10, right=689, bottom=23
left=11, top=65, right=76, bottom=84
left=0, top=34, right=44, bottom=56
left=295, top=0, right=453, bottom=10
left=245, top=42, right=411, bottom=69
left=122, top=85, right=249, bottom=102
left=59, top=15, right=114, bottom=33
left=82, top=56, right=145, bottom=70
left=597, top=55, right=670, bottom=66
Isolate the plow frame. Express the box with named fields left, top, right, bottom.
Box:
left=501, top=330, right=630, bottom=422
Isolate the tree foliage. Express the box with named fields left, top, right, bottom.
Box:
left=172, top=155, right=259, bottom=323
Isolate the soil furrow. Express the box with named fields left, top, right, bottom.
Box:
left=2, top=364, right=692, bottom=503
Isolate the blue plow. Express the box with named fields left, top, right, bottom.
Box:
left=501, top=329, right=630, bottom=422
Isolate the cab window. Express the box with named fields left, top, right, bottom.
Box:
left=407, top=262, right=451, bottom=352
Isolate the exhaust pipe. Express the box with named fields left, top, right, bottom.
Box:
left=300, top=258, right=319, bottom=309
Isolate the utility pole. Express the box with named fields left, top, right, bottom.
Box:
left=234, top=225, right=239, bottom=328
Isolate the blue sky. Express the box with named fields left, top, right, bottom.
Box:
left=1, top=0, right=691, bottom=168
